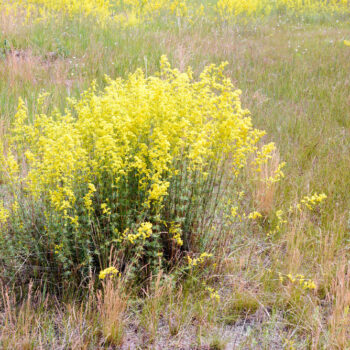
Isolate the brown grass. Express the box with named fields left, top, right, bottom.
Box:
left=1, top=49, right=81, bottom=89
left=0, top=282, right=43, bottom=350
left=140, top=270, right=166, bottom=344
left=254, top=150, right=281, bottom=216
left=96, top=278, right=127, bottom=347
left=4, top=50, right=41, bottom=88
left=329, top=260, right=350, bottom=349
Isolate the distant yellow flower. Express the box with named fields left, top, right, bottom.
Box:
left=278, top=272, right=284, bottom=283
left=280, top=272, right=316, bottom=291
left=302, top=280, right=316, bottom=290
left=287, top=273, right=296, bottom=283
left=248, top=211, right=262, bottom=220
left=187, top=252, right=213, bottom=268
left=344, top=40, right=350, bottom=47
left=231, top=206, right=238, bottom=218
left=206, top=286, right=220, bottom=302
left=300, top=193, right=327, bottom=210
left=0, top=201, right=9, bottom=224
left=99, top=266, right=119, bottom=280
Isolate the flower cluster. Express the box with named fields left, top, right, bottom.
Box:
left=248, top=211, right=262, bottom=220
left=299, top=193, right=327, bottom=211
left=0, top=201, right=9, bottom=224
left=187, top=252, right=213, bottom=268
left=279, top=272, right=317, bottom=290
left=99, top=266, right=119, bottom=280
left=169, top=223, right=183, bottom=246
left=206, top=286, right=221, bottom=302
left=124, top=222, right=153, bottom=244
left=54, top=243, right=63, bottom=255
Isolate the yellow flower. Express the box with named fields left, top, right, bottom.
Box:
left=278, top=272, right=284, bottom=283
left=54, top=243, right=63, bottom=255
left=169, top=222, right=183, bottom=246
left=344, top=40, right=350, bottom=47
left=0, top=201, right=9, bottom=224
left=303, top=280, right=316, bottom=290
left=88, top=183, right=96, bottom=192
left=300, top=192, right=327, bottom=210
left=248, top=211, right=262, bottom=220
left=187, top=252, right=213, bottom=268
left=231, top=206, right=238, bottom=218
left=84, top=184, right=96, bottom=213
left=287, top=273, right=296, bottom=283
left=99, top=266, right=119, bottom=280
left=206, top=286, right=220, bottom=302
left=125, top=222, right=153, bottom=244
left=101, top=203, right=111, bottom=215
left=280, top=272, right=316, bottom=291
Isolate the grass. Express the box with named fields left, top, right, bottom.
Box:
left=0, top=4, right=349, bottom=349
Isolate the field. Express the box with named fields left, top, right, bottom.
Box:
left=0, top=1, right=349, bottom=349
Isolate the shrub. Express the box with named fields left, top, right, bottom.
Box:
left=0, top=56, right=274, bottom=287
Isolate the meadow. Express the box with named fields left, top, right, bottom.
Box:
left=0, top=0, right=349, bottom=349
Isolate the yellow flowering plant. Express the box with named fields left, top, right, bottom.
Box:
left=0, top=56, right=279, bottom=286
left=278, top=272, right=317, bottom=291
left=1, top=0, right=197, bottom=27
left=99, top=266, right=119, bottom=280
left=3, top=0, right=349, bottom=28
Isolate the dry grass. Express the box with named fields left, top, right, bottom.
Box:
left=254, top=150, right=281, bottom=216
left=0, top=10, right=24, bottom=38
left=140, top=271, right=167, bottom=344
left=96, top=278, right=127, bottom=347
left=0, top=49, right=82, bottom=89
left=4, top=50, right=42, bottom=88
left=0, top=283, right=43, bottom=349
left=329, top=261, right=350, bottom=349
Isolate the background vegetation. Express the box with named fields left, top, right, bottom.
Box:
left=0, top=0, right=349, bottom=348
